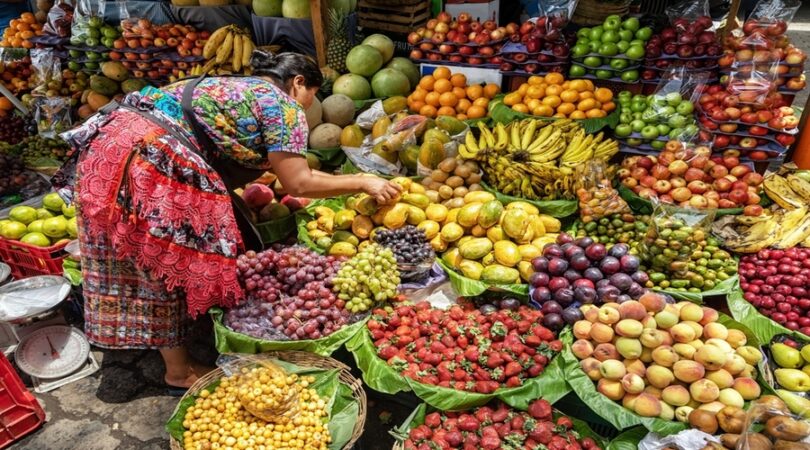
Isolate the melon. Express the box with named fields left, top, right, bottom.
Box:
left=386, top=57, right=420, bottom=90
left=362, top=34, right=395, bottom=63
left=345, top=45, right=383, bottom=77
left=333, top=74, right=371, bottom=101
left=305, top=96, right=322, bottom=130
left=321, top=94, right=355, bottom=127
left=253, top=0, right=283, bottom=16
left=371, top=69, right=411, bottom=98
left=281, top=0, right=310, bottom=18
left=309, top=123, right=343, bottom=149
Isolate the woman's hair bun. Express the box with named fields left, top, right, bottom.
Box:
left=250, top=49, right=279, bottom=70
left=251, top=51, right=323, bottom=88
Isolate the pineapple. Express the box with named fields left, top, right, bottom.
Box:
left=326, top=8, right=350, bottom=73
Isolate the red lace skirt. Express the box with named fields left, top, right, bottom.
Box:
left=76, top=109, right=244, bottom=349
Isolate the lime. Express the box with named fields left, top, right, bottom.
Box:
left=42, top=216, right=68, bottom=239
left=43, top=193, right=65, bottom=212
left=1, top=222, right=28, bottom=239
left=27, top=219, right=44, bottom=233
left=20, top=232, right=51, bottom=247
left=9, top=206, right=37, bottom=225
left=62, top=203, right=76, bottom=218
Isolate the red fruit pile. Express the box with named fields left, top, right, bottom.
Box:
left=110, top=21, right=209, bottom=80
left=499, top=17, right=571, bottom=74
left=642, top=16, right=721, bottom=81
left=402, top=400, right=602, bottom=450
left=369, top=301, right=560, bottom=393
left=740, top=248, right=810, bottom=336
left=408, top=12, right=515, bottom=65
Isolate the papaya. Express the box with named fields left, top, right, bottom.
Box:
left=457, top=202, right=483, bottom=228
left=89, top=75, right=118, bottom=96
left=442, top=248, right=462, bottom=269
left=332, top=230, right=359, bottom=247
left=408, top=183, right=426, bottom=194
left=401, top=193, right=429, bottom=209
left=425, top=204, right=448, bottom=222
left=478, top=200, right=504, bottom=229
left=372, top=205, right=392, bottom=225
left=538, top=214, right=561, bottom=232
left=481, top=265, right=520, bottom=284
left=418, top=138, right=445, bottom=170
left=444, top=208, right=460, bottom=226
left=86, top=91, right=110, bottom=111
left=505, top=201, right=540, bottom=215
left=435, top=115, right=467, bottom=135
left=314, top=206, right=335, bottom=218
left=371, top=116, right=391, bottom=140
left=340, top=124, right=365, bottom=147
left=440, top=222, right=464, bottom=242
left=382, top=95, right=407, bottom=115
left=430, top=234, right=448, bottom=252
left=463, top=191, right=495, bottom=204
left=315, top=236, right=333, bottom=249
left=351, top=215, right=373, bottom=239
left=459, top=260, right=484, bottom=280
left=353, top=194, right=378, bottom=216
left=459, top=237, right=493, bottom=260
left=405, top=205, right=426, bottom=225
left=486, top=225, right=506, bottom=242
left=518, top=244, right=542, bottom=261
left=121, top=78, right=148, bottom=94
left=417, top=220, right=440, bottom=239
left=529, top=215, right=546, bottom=238
left=382, top=203, right=409, bottom=229
left=423, top=128, right=450, bottom=144
left=100, top=61, right=128, bottom=82
left=481, top=252, right=495, bottom=266
left=390, top=177, right=412, bottom=193
left=77, top=104, right=95, bottom=119
left=333, top=209, right=356, bottom=230
left=316, top=214, right=334, bottom=232
left=372, top=142, right=399, bottom=164
left=470, top=225, right=487, bottom=237
left=493, top=241, right=521, bottom=267
left=517, top=261, right=534, bottom=282
left=329, top=241, right=357, bottom=257
left=398, top=144, right=420, bottom=172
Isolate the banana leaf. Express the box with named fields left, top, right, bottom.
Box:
left=653, top=274, right=739, bottom=304
left=606, top=427, right=648, bottom=450
left=255, top=214, right=296, bottom=244
left=165, top=360, right=359, bottom=450
left=210, top=308, right=368, bottom=356
left=481, top=182, right=578, bottom=218
left=294, top=197, right=348, bottom=254
left=617, top=184, right=770, bottom=217
left=727, top=286, right=805, bottom=344
left=345, top=326, right=569, bottom=411
left=391, top=402, right=608, bottom=447
left=437, top=259, right=528, bottom=298
left=561, top=313, right=766, bottom=433
left=487, top=96, right=620, bottom=134
left=308, top=147, right=347, bottom=167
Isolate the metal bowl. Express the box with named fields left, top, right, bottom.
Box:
left=0, top=275, right=71, bottom=324
left=0, top=263, right=9, bottom=286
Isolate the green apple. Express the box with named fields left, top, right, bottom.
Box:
left=676, top=101, right=694, bottom=115
left=641, top=125, right=660, bottom=139
left=657, top=123, right=671, bottom=136
left=599, top=42, right=618, bottom=56
left=630, top=119, right=646, bottom=132
left=601, top=30, right=620, bottom=44
left=627, top=138, right=643, bottom=146
left=622, top=17, right=640, bottom=32
left=630, top=101, right=646, bottom=113
left=665, top=92, right=683, bottom=106
left=618, top=91, right=632, bottom=101
left=683, top=124, right=699, bottom=137
left=603, top=15, right=622, bottom=31
left=610, top=58, right=628, bottom=70
left=626, top=45, right=645, bottom=60
left=618, top=29, right=634, bottom=42
left=668, top=114, right=687, bottom=129
left=577, top=28, right=591, bottom=40
left=635, top=26, right=653, bottom=41
left=642, top=109, right=659, bottom=122
left=621, top=69, right=639, bottom=82
left=589, top=26, right=604, bottom=42
left=629, top=39, right=645, bottom=47
left=614, top=124, right=632, bottom=137
left=616, top=41, right=630, bottom=53
left=572, top=44, right=590, bottom=58
left=588, top=41, right=601, bottom=53
left=619, top=113, right=633, bottom=124
left=596, top=69, right=612, bottom=79
left=650, top=140, right=665, bottom=149
left=583, top=56, right=602, bottom=67
left=668, top=129, right=682, bottom=140
left=569, top=65, right=586, bottom=77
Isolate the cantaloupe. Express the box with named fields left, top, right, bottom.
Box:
left=321, top=94, right=355, bottom=127
left=305, top=96, right=322, bottom=130
left=309, top=123, right=342, bottom=149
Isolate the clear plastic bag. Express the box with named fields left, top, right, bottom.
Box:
left=736, top=395, right=810, bottom=450
left=535, top=0, right=579, bottom=36
left=42, top=2, right=74, bottom=38
left=749, top=0, right=801, bottom=30
left=666, top=0, right=711, bottom=30
left=727, top=62, right=779, bottom=107
left=576, top=160, right=630, bottom=223
left=641, top=202, right=716, bottom=280
left=33, top=97, right=72, bottom=138
left=650, top=67, right=710, bottom=123
left=29, top=48, right=61, bottom=96
left=219, top=355, right=302, bottom=423
left=69, top=0, right=105, bottom=47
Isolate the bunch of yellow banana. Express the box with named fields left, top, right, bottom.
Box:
left=457, top=119, right=620, bottom=200
left=714, top=173, right=810, bottom=253
left=201, top=25, right=255, bottom=74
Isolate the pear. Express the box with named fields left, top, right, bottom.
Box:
left=775, top=368, right=810, bottom=392
left=773, top=343, right=804, bottom=369
left=801, top=344, right=810, bottom=364
left=777, top=389, right=810, bottom=419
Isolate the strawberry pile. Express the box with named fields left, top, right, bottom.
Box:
left=402, top=400, right=603, bottom=450
left=368, top=301, right=561, bottom=393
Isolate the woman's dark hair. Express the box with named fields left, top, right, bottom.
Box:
left=251, top=51, right=323, bottom=89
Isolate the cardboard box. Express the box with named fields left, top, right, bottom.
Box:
left=444, top=0, right=499, bottom=23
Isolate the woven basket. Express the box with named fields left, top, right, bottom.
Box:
left=571, top=0, right=630, bottom=26
left=168, top=351, right=367, bottom=450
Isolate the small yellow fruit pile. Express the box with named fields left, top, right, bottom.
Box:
left=407, top=66, right=500, bottom=120
left=182, top=367, right=330, bottom=450
left=503, top=74, right=615, bottom=119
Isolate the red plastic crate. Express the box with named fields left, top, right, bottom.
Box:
left=0, top=237, right=67, bottom=280
left=0, top=353, right=44, bottom=448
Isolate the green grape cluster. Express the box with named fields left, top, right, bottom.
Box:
left=333, top=243, right=400, bottom=313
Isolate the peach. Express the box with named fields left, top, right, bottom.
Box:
left=705, top=369, right=734, bottom=389
left=572, top=339, right=595, bottom=360
left=722, top=354, right=746, bottom=375
left=646, top=364, right=675, bottom=389
left=718, top=388, right=744, bottom=408
left=688, top=409, right=719, bottom=434
left=697, top=401, right=726, bottom=414
left=619, top=301, right=648, bottom=321
left=590, top=322, right=615, bottom=343
left=640, top=328, right=663, bottom=348
left=732, top=377, right=761, bottom=400
left=597, top=378, right=625, bottom=401
left=658, top=330, right=674, bottom=347
left=593, top=343, right=620, bottom=361
left=699, top=307, right=719, bottom=326
left=740, top=364, right=756, bottom=379
left=736, top=346, right=762, bottom=365
left=615, top=319, right=643, bottom=338
left=634, top=393, right=663, bottom=417
left=674, top=360, right=706, bottom=383
left=621, top=373, right=646, bottom=394
left=703, top=322, right=728, bottom=340
left=652, top=346, right=680, bottom=367
left=694, top=344, right=729, bottom=371
left=655, top=305, right=680, bottom=329
left=573, top=320, right=593, bottom=340
left=600, top=359, right=627, bottom=381
left=670, top=323, right=697, bottom=343
left=624, top=359, right=647, bottom=377
left=639, top=291, right=667, bottom=313
left=675, top=406, right=694, bottom=423
left=687, top=339, right=705, bottom=351
left=673, top=343, right=697, bottom=359
left=616, top=337, right=643, bottom=359
left=583, top=305, right=599, bottom=323
left=680, top=303, right=704, bottom=322
left=580, top=357, right=602, bottom=380
left=659, top=402, right=675, bottom=421
left=683, top=321, right=704, bottom=339
left=622, top=393, right=640, bottom=410
left=690, top=379, right=720, bottom=403
left=641, top=316, right=658, bottom=330
left=598, top=305, right=621, bottom=324
left=726, top=329, right=747, bottom=348
left=640, top=347, right=653, bottom=364
left=644, top=385, right=663, bottom=399
left=662, top=385, right=691, bottom=407
left=704, top=338, right=733, bottom=355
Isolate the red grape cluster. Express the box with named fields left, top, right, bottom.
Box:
left=236, top=245, right=344, bottom=300
left=0, top=153, right=35, bottom=197
left=0, top=115, right=30, bottom=145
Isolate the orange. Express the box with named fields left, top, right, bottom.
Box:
left=433, top=67, right=452, bottom=80
left=456, top=113, right=468, bottom=120
left=533, top=104, right=554, bottom=117
left=586, top=109, right=607, bottom=118
left=452, top=86, right=467, bottom=100
left=419, top=75, right=435, bottom=91
left=456, top=98, right=471, bottom=114
left=409, top=100, right=426, bottom=113
left=0, top=97, right=12, bottom=111
left=21, top=40, right=32, bottom=49
left=450, top=73, right=467, bottom=87
left=483, top=83, right=500, bottom=99
left=511, top=103, right=529, bottom=114
left=434, top=78, right=452, bottom=94
left=545, top=85, right=563, bottom=97
left=419, top=104, right=438, bottom=118
left=583, top=79, right=595, bottom=91
left=542, top=95, right=561, bottom=108
left=439, top=92, right=459, bottom=107
left=557, top=102, right=576, bottom=115
left=594, top=87, right=613, bottom=103
left=602, top=101, right=616, bottom=112
left=473, top=97, right=489, bottom=108
left=577, top=98, right=597, bottom=111
left=569, top=79, right=588, bottom=92
left=9, top=37, right=21, bottom=48
left=553, top=112, right=568, bottom=118
left=411, top=88, right=427, bottom=102
left=8, top=20, right=18, bottom=30
left=516, top=83, right=529, bottom=97
left=20, top=12, right=36, bottom=24
left=437, top=106, right=456, bottom=117
left=536, top=83, right=548, bottom=95
left=560, top=89, right=579, bottom=103
left=467, top=105, right=487, bottom=118
left=528, top=75, right=544, bottom=86
left=15, top=22, right=30, bottom=32
left=569, top=110, right=587, bottom=119
left=425, top=91, right=441, bottom=107
left=526, top=98, right=542, bottom=111
left=578, top=91, right=594, bottom=100
left=466, top=84, right=484, bottom=100
left=503, top=92, right=522, bottom=106
left=526, top=85, right=544, bottom=99
left=562, top=81, right=570, bottom=90
left=545, top=73, right=564, bottom=85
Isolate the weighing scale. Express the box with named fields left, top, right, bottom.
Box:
left=0, top=275, right=99, bottom=393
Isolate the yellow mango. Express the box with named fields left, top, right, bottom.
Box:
left=351, top=215, right=374, bottom=239
left=425, top=204, right=449, bottom=222
left=417, top=220, right=440, bottom=239
left=383, top=203, right=410, bottom=229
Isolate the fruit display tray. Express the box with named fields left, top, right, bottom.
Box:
left=410, top=58, right=500, bottom=69
left=413, top=37, right=507, bottom=48
left=572, top=72, right=640, bottom=84
left=28, top=35, right=70, bottom=46
left=500, top=41, right=569, bottom=57
left=644, top=53, right=720, bottom=62
left=571, top=60, right=640, bottom=73
left=572, top=52, right=645, bottom=62
left=697, top=110, right=800, bottom=135
left=697, top=126, right=790, bottom=153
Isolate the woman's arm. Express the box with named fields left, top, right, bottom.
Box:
left=266, top=152, right=401, bottom=203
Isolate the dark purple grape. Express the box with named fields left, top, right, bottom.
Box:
left=543, top=313, right=564, bottom=331
left=562, top=306, right=584, bottom=324
left=541, top=300, right=562, bottom=315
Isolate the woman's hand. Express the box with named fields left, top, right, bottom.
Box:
left=361, top=176, right=401, bottom=204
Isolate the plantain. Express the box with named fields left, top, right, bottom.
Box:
left=765, top=174, right=805, bottom=210
left=241, top=34, right=254, bottom=68
left=725, top=219, right=780, bottom=253
left=203, top=26, right=229, bottom=59
left=215, top=31, right=235, bottom=65
left=232, top=30, right=243, bottom=72
left=774, top=208, right=810, bottom=249
left=787, top=174, right=810, bottom=202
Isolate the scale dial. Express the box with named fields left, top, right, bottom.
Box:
left=15, top=326, right=90, bottom=379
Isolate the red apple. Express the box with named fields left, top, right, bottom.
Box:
left=709, top=164, right=729, bottom=179
left=654, top=180, right=672, bottom=194
left=739, top=137, right=758, bottom=149
left=743, top=204, right=763, bottom=216
left=718, top=199, right=737, bottom=208
left=713, top=178, right=733, bottom=192
left=671, top=187, right=692, bottom=202
left=687, top=180, right=709, bottom=194
left=689, top=195, right=709, bottom=208
left=742, top=172, right=764, bottom=186
left=689, top=155, right=709, bottom=170
left=651, top=164, right=671, bottom=180
left=671, top=177, right=687, bottom=189
left=728, top=189, right=749, bottom=204
left=668, top=160, right=689, bottom=176
left=684, top=167, right=706, bottom=182
left=640, top=175, right=657, bottom=188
